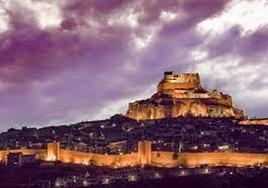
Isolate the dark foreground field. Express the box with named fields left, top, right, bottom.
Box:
left=96, top=175, right=268, bottom=188
left=1, top=164, right=268, bottom=188
left=1, top=174, right=268, bottom=188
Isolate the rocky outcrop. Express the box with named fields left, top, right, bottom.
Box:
left=126, top=71, right=244, bottom=120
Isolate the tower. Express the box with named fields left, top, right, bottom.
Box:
left=138, top=140, right=152, bottom=166
left=47, top=142, right=60, bottom=161
left=157, top=71, right=202, bottom=94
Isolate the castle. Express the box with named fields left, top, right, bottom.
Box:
left=126, top=71, right=244, bottom=120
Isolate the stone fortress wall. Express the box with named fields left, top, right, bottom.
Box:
left=1, top=141, right=268, bottom=168
left=151, top=152, right=268, bottom=167
left=239, top=119, right=268, bottom=126
left=0, top=149, right=46, bottom=162
left=158, top=72, right=202, bottom=92
left=157, top=71, right=232, bottom=106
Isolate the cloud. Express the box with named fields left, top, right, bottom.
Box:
left=197, top=0, right=268, bottom=36
left=0, top=0, right=267, bottom=131
left=0, top=8, right=9, bottom=33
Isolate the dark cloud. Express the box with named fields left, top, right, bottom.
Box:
left=204, top=25, right=268, bottom=60
left=238, top=27, right=268, bottom=58
left=0, top=0, right=266, bottom=131
left=182, top=0, right=229, bottom=22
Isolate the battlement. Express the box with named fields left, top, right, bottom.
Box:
left=158, top=71, right=202, bottom=92
left=163, top=71, right=200, bottom=83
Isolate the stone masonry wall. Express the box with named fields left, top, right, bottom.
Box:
left=1, top=142, right=268, bottom=168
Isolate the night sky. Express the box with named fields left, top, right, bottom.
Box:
left=0, top=0, right=267, bottom=131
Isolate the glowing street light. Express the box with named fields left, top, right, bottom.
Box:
left=55, top=181, right=61, bottom=187
left=128, top=175, right=137, bottom=182
left=102, top=177, right=110, bottom=184
left=83, top=180, right=89, bottom=187
left=154, top=172, right=161, bottom=179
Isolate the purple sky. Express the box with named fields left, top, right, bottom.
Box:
left=0, top=0, right=268, bottom=131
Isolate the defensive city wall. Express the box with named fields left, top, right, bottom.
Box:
left=239, top=119, right=268, bottom=126
left=1, top=141, right=268, bottom=168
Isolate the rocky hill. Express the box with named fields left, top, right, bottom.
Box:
left=126, top=71, right=244, bottom=120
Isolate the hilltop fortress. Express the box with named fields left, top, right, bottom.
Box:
left=126, top=71, right=244, bottom=120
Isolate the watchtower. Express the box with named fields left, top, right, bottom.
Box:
left=47, top=142, right=60, bottom=161
left=158, top=71, right=202, bottom=93
left=138, top=140, right=152, bottom=166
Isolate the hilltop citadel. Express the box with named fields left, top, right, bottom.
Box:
left=127, top=71, right=244, bottom=120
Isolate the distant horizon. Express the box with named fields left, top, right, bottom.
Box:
left=0, top=0, right=267, bottom=131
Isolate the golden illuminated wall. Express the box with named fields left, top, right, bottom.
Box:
left=60, top=149, right=139, bottom=167
left=239, top=119, right=268, bottom=126
left=158, top=82, right=199, bottom=92
left=0, top=150, right=8, bottom=162
left=0, top=143, right=141, bottom=167
left=151, top=151, right=268, bottom=167
left=0, top=149, right=46, bottom=162
left=1, top=142, right=268, bottom=168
